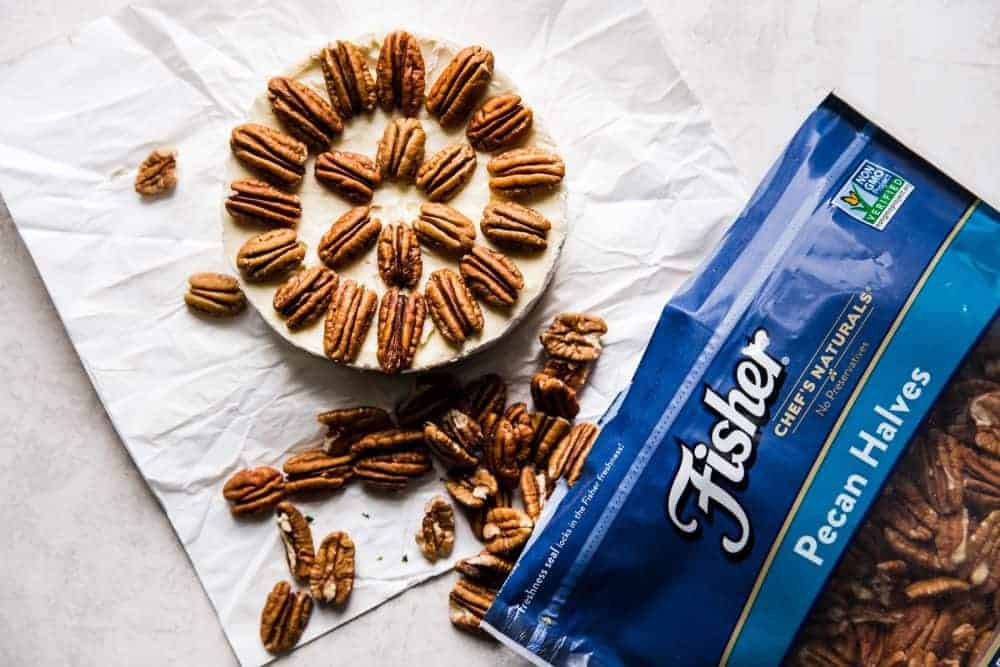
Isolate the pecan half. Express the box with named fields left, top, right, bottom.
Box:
left=905, top=577, right=970, bottom=601
left=521, top=464, right=548, bottom=521
left=487, top=147, right=565, bottom=197
left=223, top=466, right=285, bottom=515
left=485, top=405, right=533, bottom=484
left=424, top=409, right=482, bottom=469
left=541, top=312, right=608, bottom=363
left=483, top=507, right=534, bottom=555
left=134, top=148, right=177, bottom=195
left=415, top=203, right=477, bottom=256
left=376, top=31, right=425, bottom=116
left=415, top=495, right=455, bottom=562
left=395, top=373, right=461, bottom=428
left=548, top=422, right=599, bottom=487
left=461, top=374, right=508, bottom=425
left=184, top=272, right=245, bottom=317
left=449, top=577, right=496, bottom=634
left=323, top=279, right=377, bottom=363
left=315, top=151, right=381, bottom=203
left=236, top=228, right=306, bottom=281
left=455, top=551, right=513, bottom=586
left=310, top=531, right=355, bottom=606
left=425, top=45, right=494, bottom=126
left=541, top=358, right=592, bottom=391
left=260, top=581, right=312, bottom=654
left=425, top=268, right=484, bottom=345
left=445, top=467, right=499, bottom=509
left=460, top=245, right=524, bottom=307
left=283, top=450, right=354, bottom=494
left=376, top=118, right=425, bottom=181
left=318, top=206, right=381, bottom=270
left=377, top=223, right=421, bottom=288
left=481, top=201, right=550, bottom=251
left=920, top=430, right=964, bottom=514
left=317, top=406, right=393, bottom=455
left=351, top=429, right=431, bottom=491
left=415, top=143, right=476, bottom=202
left=231, top=123, right=307, bottom=188
left=529, top=413, right=572, bottom=466
left=319, top=41, right=376, bottom=119
left=961, top=390, right=1000, bottom=456
left=467, top=95, right=532, bottom=152
left=267, top=77, right=342, bottom=150
left=272, top=267, right=338, bottom=330
left=276, top=501, right=315, bottom=583
left=226, top=179, right=301, bottom=228
left=531, top=372, right=580, bottom=419
left=376, top=289, right=426, bottom=374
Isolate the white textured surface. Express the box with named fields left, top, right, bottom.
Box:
left=1, top=1, right=999, bottom=666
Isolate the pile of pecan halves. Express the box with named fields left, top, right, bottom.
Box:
left=222, top=311, right=608, bottom=654
left=792, top=336, right=1000, bottom=666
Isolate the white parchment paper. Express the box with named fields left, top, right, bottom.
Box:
left=0, top=0, right=745, bottom=664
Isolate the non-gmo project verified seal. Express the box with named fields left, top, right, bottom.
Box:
left=832, top=160, right=914, bottom=230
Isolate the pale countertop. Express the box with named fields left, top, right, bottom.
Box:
left=2, top=1, right=999, bottom=665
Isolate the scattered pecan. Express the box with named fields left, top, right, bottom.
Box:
left=416, top=143, right=476, bottom=202
left=425, top=45, right=494, bottom=126
left=425, top=268, right=484, bottom=345
left=184, top=272, right=245, bottom=317
left=449, top=577, right=496, bottom=634
left=541, top=358, right=591, bottom=392
left=414, top=203, right=477, bottom=256
left=323, top=279, right=377, bottom=363
left=377, top=223, right=421, bottom=288
left=531, top=372, right=580, bottom=419
left=317, top=406, right=393, bottom=455
left=275, top=501, right=314, bottom=583
left=310, top=531, right=355, bottom=606
left=541, top=312, right=608, bottom=363
left=415, top=495, right=455, bottom=562
left=376, top=288, right=426, bottom=374
left=134, top=148, right=177, bottom=196
left=455, top=550, right=513, bottom=586
left=223, top=466, right=285, bottom=516
left=548, top=422, right=599, bottom=487
left=460, top=373, right=508, bottom=425
left=225, top=179, right=301, bottom=228
left=376, top=31, right=425, bottom=116
left=395, top=373, right=461, bottom=428
left=272, top=267, right=338, bottom=330
left=236, top=228, right=305, bottom=282
left=481, top=200, right=550, bottom=251
left=376, top=118, right=425, bottom=181
left=283, top=450, right=353, bottom=494
left=459, top=245, right=524, bottom=307
left=483, top=507, right=534, bottom=555
left=319, top=40, right=376, bottom=119
left=351, top=429, right=431, bottom=491
left=315, top=150, right=381, bottom=203
left=521, top=464, right=548, bottom=521
left=424, top=409, right=482, bottom=469
left=318, top=206, right=381, bottom=270
left=267, top=76, right=342, bottom=150
left=487, top=147, right=565, bottom=197
left=260, top=581, right=312, bottom=654
left=445, top=467, right=499, bottom=510
left=231, top=123, right=307, bottom=188
left=467, top=95, right=533, bottom=152
left=529, top=413, right=572, bottom=466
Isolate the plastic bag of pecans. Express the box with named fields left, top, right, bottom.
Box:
left=483, top=94, right=1000, bottom=665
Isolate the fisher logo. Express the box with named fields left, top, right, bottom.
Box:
left=665, top=329, right=784, bottom=557
left=832, top=160, right=913, bottom=230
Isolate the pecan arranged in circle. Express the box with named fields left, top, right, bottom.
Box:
left=318, top=206, right=381, bottom=270
left=319, top=40, right=376, bottom=119
left=260, top=581, right=312, bottom=654
left=376, top=289, right=426, bottom=374
left=134, top=148, right=177, bottom=196
left=272, top=267, right=338, bottom=330
left=425, top=268, right=484, bottom=345
left=487, top=147, right=565, bottom=197
left=377, top=223, right=421, bottom=288
left=231, top=123, right=307, bottom=188
left=351, top=429, right=432, bottom=491
left=236, top=228, right=306, bottom=282
left=460, top=245, right=524, bottom=307
left=529, top=412, right=571, bottom=466
left=323, top=279, right=377, bottom=363
left=267, top=76, right=342, bottom=150
left=376, top=118, right=425, bottom=182
left=376, top=31, right=425, bottom=117
left=483, top=507, right=534, bottom=555
left=481, top=200, right=550, bottom=251
left=414, top=203, right=477, bottom=256
left=395, top=373, right=461, bottom=428
left=424, top=409, right=483, bottom=469
left=416, top=143, right=476, bottom=202
left=415, top=495, right=456, bottom=562
left=531, top=372, right=579, bottom=419
left=315, top=150, right=381, bottom=203
left=317, top=406, right=393, bottom=455
left=184, top=272, right=245, bottom=317
left=225, top=179, right=301, bottom=228
left=283, top=450, right=354, bottom=494
left=548, top=422, right=599, bottom=487
left=426, top=45, right=494, bottom=126
left=445, top=466, right=499, bottom=509
left=455, top=550, right=513, bottom=586
left=467, top=95, right=533, bottom=152
left=223, top=466, right=285, bottom=515
left=541, top=312, right=608, bottom=363
left=449, top=577, right=496, bottom=634
left=461, top=373, right=508, bottom=425
left=310, top=531, right=355, bottom=606
left=275, top=501, right=315, bottom=583
left=520, top=464, right=548, bottom=521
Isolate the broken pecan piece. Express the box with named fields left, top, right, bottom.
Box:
left=449, top=577, right=496, bottom=634
left=236, top=228, right=305, bottom=282
left=425, top=268, right=484, bottom=345
left=231, top=123, right=307, bottom=188
left=541, top=358, right=592, bottom=392
left=376, top=31, right=425, bottom=116
left=424, top=409, right=482, bottom=469
left=323, top=279, right=377, bottom=363
left=377, top=223, right=421, bottom=288
left=276, top=501, right=314, bottom=583
left=260, top=581, right=312, bottom=654
left=134, top=148, right=177, bottom=195
left=317, top=406, right=393, bottom=455
left=455, top=550, right=513, bottom=586
left=184, top=272, right=245, bottom=317
left=461, top=374, right=508, bottom=425
left=548, top=422, right=599, bottom=487
left=267, top=76, right=342, bottom=150
left=445, top=467, right=499, bottom=509
left=540, top=312, right=608, bottom=363
left=283, top=450, right=354, bottom=494
left=351, top=429, right=431, bottom=491
left=487, top=147, right=565, bottom=197
left=318, top=206, right=381, bottom=270
left=460, top=245, right=524, bottom=307
left=531, top=372, right=580, bottom=419
left=415, top=203, right=477, bottom=256
left=310, top=531, right=355, bottom=606
left=223, top=466, right=285, bottom=515
left=467, top=95, right=533, bottom=152
left=425, top=45, right=494, bottom=126
left=415, top=495, right=455, bottom=562
left=395, top=373, right=461, bottom=428
left=319, top=40, right=376, bottom=119
left=521, top=464, right=548, bottom=521
left=416, top=143, right=476, bottom=202
left=529, top=413, right=572, bottom=466
left=483, top=507, right=534, bottom=555
left=272, top=267, right=338, bottom=330
left=315, top=150, right=381, bottom=203
left=481, top=200, right=550, bottom=251
left=376, top=118, right=425, bottom=182
left=376, top=289, right=426, bottom=374
left=225, top=179, right=301, bottom=228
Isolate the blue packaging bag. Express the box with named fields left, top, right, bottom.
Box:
left=484, top=94, right=1000, bottom=666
